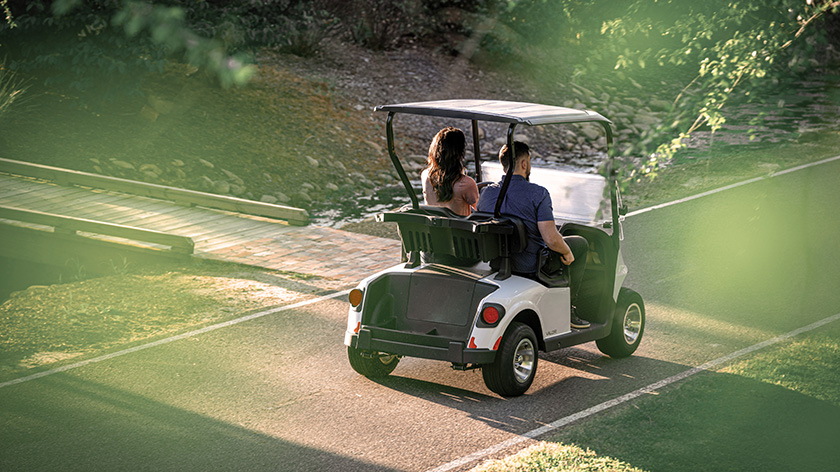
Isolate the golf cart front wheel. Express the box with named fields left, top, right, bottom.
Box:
left=597, top=287, right=645, bottom=358
left=482, top=322, right=538, bottom=397
left=347, top=346, right=400, bottom=378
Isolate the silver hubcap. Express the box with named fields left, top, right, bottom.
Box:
left=623, top=303, right=643, bottom=344
left=512, top=338, right=535, bottom=383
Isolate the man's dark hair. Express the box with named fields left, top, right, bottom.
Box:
left=499, top=141, right=530, bottom=172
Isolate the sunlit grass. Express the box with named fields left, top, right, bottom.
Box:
left=0, top=263, right=310, bottom=379
left=721, top=334, right=840, bottom=407
left=470, top=442, right=646, bottom=472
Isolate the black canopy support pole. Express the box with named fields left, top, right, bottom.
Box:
left=598, top=121, right=620, bottom=249
left=493, top=123, right=517, bottom=218
left=387, top=112, right=419, bottom=209
left=471, top=119, right=482, bottom=181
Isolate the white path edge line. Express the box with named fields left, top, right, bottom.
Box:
left=0, top=290, right=349, bottom=390
left=428, top=311, right=840, bottom=472
left=627, top=154, right=840, bottom=217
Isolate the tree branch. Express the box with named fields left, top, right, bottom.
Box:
left=782, top=1, right=840, bottom=49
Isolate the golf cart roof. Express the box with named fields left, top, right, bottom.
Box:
left=375, top=99, right=612, bottom=126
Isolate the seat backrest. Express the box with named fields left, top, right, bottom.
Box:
left=381, top=208, right=526, bottom=272
left=469, top=211, right=527, bottom=254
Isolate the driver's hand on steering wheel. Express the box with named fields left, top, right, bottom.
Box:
left=561, top=251, right=574, bottom=265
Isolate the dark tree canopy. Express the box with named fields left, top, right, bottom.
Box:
left=1, top=0, right=837, bottom=178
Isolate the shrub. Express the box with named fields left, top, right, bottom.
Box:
left=276, top=5, right=338, bottom=58
left=0, top=64, right=26, bottom=121
left=345, top=0, right=423, bottom=51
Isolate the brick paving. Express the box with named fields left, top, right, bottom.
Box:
left=198, top=224, right=402, bottom=289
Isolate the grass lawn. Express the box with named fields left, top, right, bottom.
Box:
left=470, top=321, right=840, bottom=472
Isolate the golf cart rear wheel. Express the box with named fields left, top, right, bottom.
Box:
left=597, top=287, right=645, bottom=358
left=482, top=322, right=538, bottom=397
left=347, top=346, right=400, bottom=378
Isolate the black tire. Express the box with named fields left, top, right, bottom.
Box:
left=597, top=287, right=645, bottom=358
left=482, top=322, right=538, bottom=397
left=347, top=346, right=400, bottom=378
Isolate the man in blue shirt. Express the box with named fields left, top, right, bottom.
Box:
left=477, top=141, right=590, bottom=329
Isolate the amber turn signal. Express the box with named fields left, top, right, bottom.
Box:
left=349, top=288, right=364, bottom=307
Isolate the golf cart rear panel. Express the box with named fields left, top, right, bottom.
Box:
left=354, top=266, right=498, bottom=364
left=351, top=206, right=529, bottom=364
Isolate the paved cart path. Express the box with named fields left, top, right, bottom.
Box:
left=2, top=158, right=840, bottom=471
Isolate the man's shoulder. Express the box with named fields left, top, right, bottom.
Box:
left=513, top=178, right=549, bottom=196
left=476, top=182, right=499, bottom=211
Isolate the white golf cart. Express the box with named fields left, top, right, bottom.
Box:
left=344, top=100, right=644, bottom=397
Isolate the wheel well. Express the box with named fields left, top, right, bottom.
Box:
left=511, top=309, right=545, bottom=351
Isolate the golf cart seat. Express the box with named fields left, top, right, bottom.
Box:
left=380, top=207, right=527, bottom=279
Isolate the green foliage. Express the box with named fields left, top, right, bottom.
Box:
left=0, top=0, right=266, bottom=104
left=0, top=63, right=25, bottom=121
left=276, top=6, right=338, bottom=57
left=0, top=0, right=346, bottom=101
left=1, top=1, right=163, bottom=104
left=109, top=256, right=130, bottom=276
left=337, top=0, right=508, bottom=53
left=166, top=0, right=337, bottom=58
left=345, top=0, right=423, bottom=51
left=631, top=0, right=839, bottom=180
left=2, top=0, right=836, bottom=184
left=2, top=0, right=15, bottom=28
left=111, top=1, right=256, bottom=88
left=489, top=0, right=839, bottom=183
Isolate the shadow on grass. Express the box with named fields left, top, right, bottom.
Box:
left=0, top=374, right=398, bottom=472
left=551, top=371, right=840, bottom=472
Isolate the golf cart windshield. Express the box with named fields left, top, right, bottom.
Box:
left=481, top=162, right=610, bottom=226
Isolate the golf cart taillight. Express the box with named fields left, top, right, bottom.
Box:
left=482, top=306, right=500, bottom=324
left=349, top=289, right=364, bottom=307
left=478, top=303, right=504, bottom=327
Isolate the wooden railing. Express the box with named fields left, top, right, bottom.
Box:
left=0, top=157, right=309, bottom=226
left=0, top=205, right=195, bottom=254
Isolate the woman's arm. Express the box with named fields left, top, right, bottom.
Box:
left=461, top=175, right=480, bottom=212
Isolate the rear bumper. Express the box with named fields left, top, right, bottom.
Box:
left=350, top=327, right=496, bottom=364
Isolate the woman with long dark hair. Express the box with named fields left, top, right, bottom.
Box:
left=420, top=127, right=479, bottom=216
